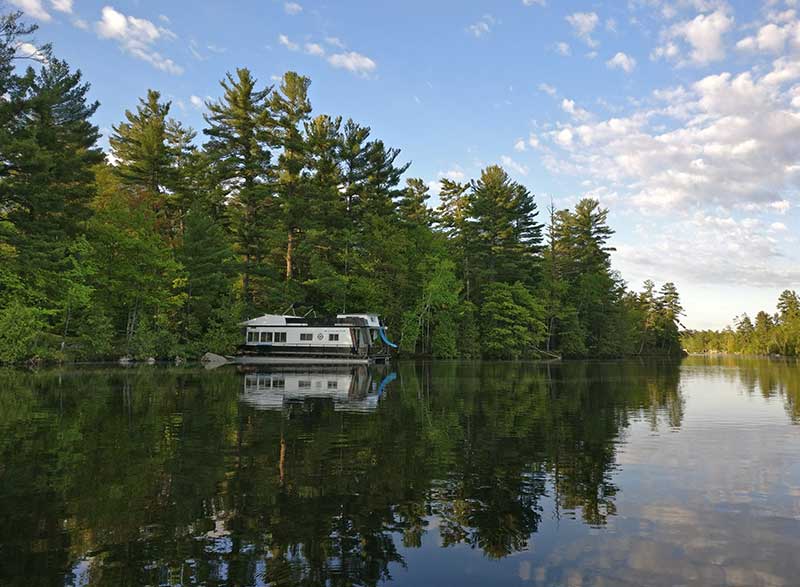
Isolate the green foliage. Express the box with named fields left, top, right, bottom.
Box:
left=683, top=289, right=800, bottom=357
left=465, top=165, right=543, bottom=294
left=203, top=68, right=274, bottom=308
left=74, top=310, right=114, bottom=360
left=480, top=282, right=546, bottom=359
left=0, top=300, right=45, bottom=363
left=199, top=300, right=245, bottom=356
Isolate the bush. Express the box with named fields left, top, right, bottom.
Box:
left=74, top=310, right=115, bottom=360
left=0, top=300, right=46, bottom=364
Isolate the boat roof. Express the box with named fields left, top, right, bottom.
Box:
left=240, top=313, right=382, bottom=328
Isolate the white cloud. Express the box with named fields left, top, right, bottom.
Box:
left=304, top=42, right=325, bottom=57
left=428, top=169, right=467, bottom=195
left=284, top=2, right=302, bottom=15
left=736, top=12, right=800, bottom=55
left=538, top=82, right=557, bottom=96
left=540, top=57, right=800, bottom=218
left=514, top=138, right=527, bottom=152
left=50, top=0, right=72, bottom=13
left=523, top=0, right=546, bottom=5
left=736, top=23, right=788, bottom=53
left=467, top=14, right=496, bottom=38
left=653, top=9, right=733, bottom=66
left=325, top=36, right=345, bottom=48
left=15, top=41, right=47, bottom=61
left=280, top=33, right=376, bottom=77
left=616, top=212, right=800, bottom=289
left=327, top=51, right=377, bottom=76
left=555, top=42, right=572, bottom=56
left=9, top=0, right=51, bottom=21
left=561, top=98, right=591, bottom=121
left=72, top=17, right=88, bottom=29
left=95, top=6, right=182, bottom=75
left=501, top=155, right=529, bottom=176
left=566, top=12, right=599, bottom=47
left=555, top=128, right=574, bottom=147
left=607, top=51, right=637, bottom=73
left=278, top=34, right=299, bottom=51
left=189, top=95, right=204, bottom=110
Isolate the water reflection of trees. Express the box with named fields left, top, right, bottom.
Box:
left=0, top=361, right=684, bottom=586
left=683, top=355, right=800, bottom=423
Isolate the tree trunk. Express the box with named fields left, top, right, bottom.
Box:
left=285, top=230, right=294, bottom=281
left=243, top=254, right=251, bottom=306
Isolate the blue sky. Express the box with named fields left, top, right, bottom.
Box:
left=11, top=0, right=800, bottom=329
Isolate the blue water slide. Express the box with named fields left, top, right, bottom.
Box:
left=376, top=372, right=398, bottom=398
left=379, top=328, right=398, bottom=349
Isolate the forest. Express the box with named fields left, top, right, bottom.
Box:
left=0, top=11, right=685, bottom=364
left=682, top=290, right=800, bottom=356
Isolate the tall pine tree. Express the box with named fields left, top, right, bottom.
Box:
left=204, top=68, right=275, bottom=309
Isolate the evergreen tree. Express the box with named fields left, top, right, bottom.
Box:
left=0, top=58, right=102, bottom=316
left=268, top=72, right=312, bottom=284
left=777, top=290, right=799, bottom=322
left=110, top=90, right=172, bottom=196
left=465, top=166, right=543, bottom=293
left=480, top=282, right=546, bottom=359
left=204, top=68, right=275, bottom=308
left=109, top=90, right=196, bottom=241
left=398, top=178, right=433, bottom=227
left=179, top=203, right=236, bottom=349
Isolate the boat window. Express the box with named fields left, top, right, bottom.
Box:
left=300, top=333, right=313, bottom=341
left=298, top=380, right=311, bottom=388
left=327, top=381, right=338, bottom=389
left=274, top=332, right=287, bottom=343
left=260, top=331, right=272, bottom=343
left=247, top=331, right=257, bottom=343
left=272, top=379, right=285, bottom=388
left=329, top=333, right=340, bottom=341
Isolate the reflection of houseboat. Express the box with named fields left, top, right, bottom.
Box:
left=237, top=313, right=397, bottom=365
left=240, top=366, right=397, bottom=413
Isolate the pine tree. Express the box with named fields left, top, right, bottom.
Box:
left=465, top=165, right=543, bottom=292
left=179, top=204, right=236, bottom=348
left=268, top=72, right=312, bottom=283
left=204, top=68, right=275, bottom=308
left=398, top=178, right=433, bottom=227
left=777, top=290, right=799, bottom=322
left=1, top=58, right=102, bottom=311
left=110, top=90, right=172, bottom=196
left=109, top=90, right=195, bottom=240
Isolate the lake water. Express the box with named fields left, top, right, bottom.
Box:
left=2, top=357, right=800, bottom=586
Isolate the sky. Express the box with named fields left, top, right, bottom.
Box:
left=9, top=0, right=800, bottom=329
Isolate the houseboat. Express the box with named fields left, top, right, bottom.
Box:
left=239, top=365, right=397, bottom=413
left=237, top=313, right=397, bottom=364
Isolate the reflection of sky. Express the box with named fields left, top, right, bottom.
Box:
left=388, top=362, right=800, bottom=587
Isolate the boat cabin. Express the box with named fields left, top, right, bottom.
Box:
left=239, top=313, right=396, bottom=362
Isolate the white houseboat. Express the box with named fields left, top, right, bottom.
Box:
left=240, top=365, right=397, bottom=413
left=237, top=313, right=397, bottom=364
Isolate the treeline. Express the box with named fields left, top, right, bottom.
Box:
left=0, top=12, right=684, bottom=363
left=682, top=290, right=800, bottom=356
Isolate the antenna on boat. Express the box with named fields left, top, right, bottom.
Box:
left=302, top=308, right=317, bottom=318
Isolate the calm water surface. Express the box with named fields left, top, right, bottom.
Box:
left=2, top=357, right=800, bottom=586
